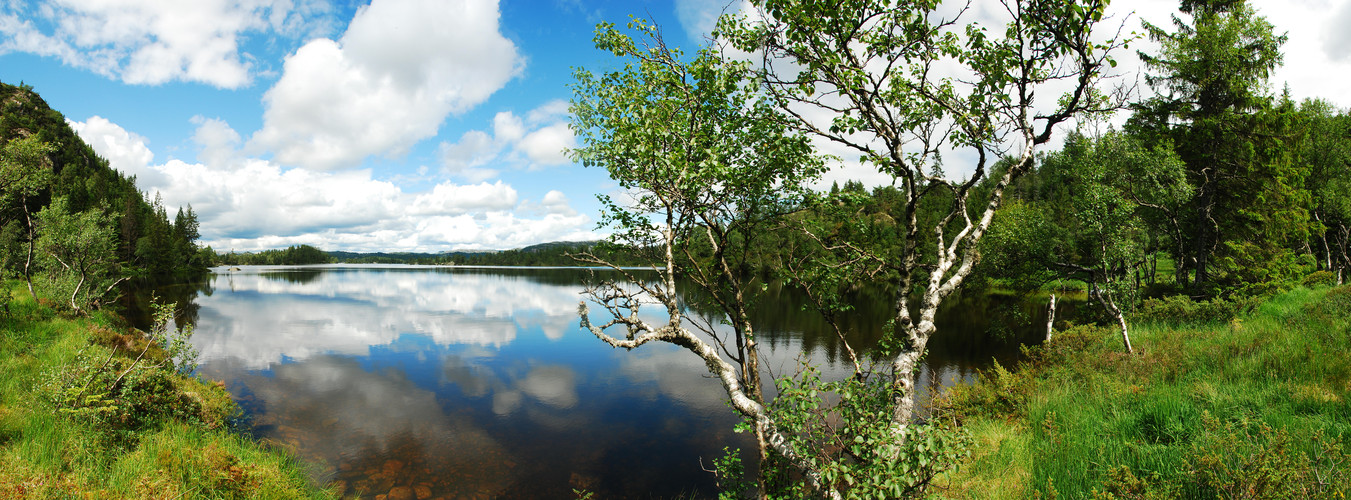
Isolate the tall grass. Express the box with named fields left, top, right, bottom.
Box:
left=941, top=285, right=1351, bottom=498
left=0, top=282, right=334, bottom=499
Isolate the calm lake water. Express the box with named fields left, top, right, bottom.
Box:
left=135, top=265, right=1059, bottom=499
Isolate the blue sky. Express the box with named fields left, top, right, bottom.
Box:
left=2, top=0, right=1350, bottom=253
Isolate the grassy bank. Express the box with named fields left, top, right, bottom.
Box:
left=939, top=285, right=1351, bottom=498
left=0, top=282, right=333, bottom=498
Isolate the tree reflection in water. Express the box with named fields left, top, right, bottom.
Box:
left=130, top=265, right=1073, bottom=498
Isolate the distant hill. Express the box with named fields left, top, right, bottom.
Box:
left=325, top=240, right=634, bottom=266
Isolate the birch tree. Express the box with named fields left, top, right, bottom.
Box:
left=0, top=136, right=54, bottom=298
left=568, top=18, right=827, bottom=495
left=35, top=197, right=122, bottom=313
left=722, top=0, right=1127, bottom=434
left=1039, top=131, right=1191, bottom=353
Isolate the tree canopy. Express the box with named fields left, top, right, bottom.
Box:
left=0, top=81, right=208, bottom=313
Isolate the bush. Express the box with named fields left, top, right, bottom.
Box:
left=1134, top=295, right=1260, bottom=326
left=42, top=349, right=210, bottom=442
left=941, top=360, right=1032, bottom=420
left=39, top=301, right=221, bottom=445
left=1301, top=270, right=1337, bottom=288
left=747, top=362, right=971, bottom=499
left=1187, top=412, right=1350, bottom=498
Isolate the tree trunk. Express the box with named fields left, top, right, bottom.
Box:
left=1115, top=307, right=1132, bottom=354
left=1192, top=219, right=1211, bottom=293
left=1191, top=174, right=1217, bottom=294
left=1316, top=212, right=1332, bottom=271
left=69, top=270, right=85, bottom=313
left=1045, top=294, right=1057, bottom=342
left=22, top=197, right=36, bottom=299
left=890, top=347, right=924, bottom=434
left=579, top=304, right=843, bottom=500
left=1093, top=284, right=1132, bottom=354
left=889, top=317, right=935, bottom=436
left=743, top=323, right=769, bottom=500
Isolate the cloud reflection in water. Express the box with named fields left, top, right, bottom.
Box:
left=191, top=266, right=747, bottom=498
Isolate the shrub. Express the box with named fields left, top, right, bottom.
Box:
left=941, top=360, right=1031, bottom=420
left=1092, top=465, right=1180, bottom=499
left=1187, top=412, right=1350, bottom=498
left=1134, top=295, right=1260, bottom=326
left=42, top=349, right=206, bottom=442
left=746, top=362, right=971, bottom=499
left=39, top=301, right=222, bottom=444
left=1302, top=270, right=1337, bottom=288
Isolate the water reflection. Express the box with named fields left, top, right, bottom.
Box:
left=240, top=355, right=516, bottom=496
left=151, top=265, right=1062, bottom=499
left=192, top=267, right=587, bottom=368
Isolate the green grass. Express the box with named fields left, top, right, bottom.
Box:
left=940, top=284, right=1351, bottom=498
left=0, top=282, right=335, bottom=499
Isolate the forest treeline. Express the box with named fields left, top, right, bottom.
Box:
left=211, top=241, right=648, bottom=267
left=0, top=81, right=209, bottom=313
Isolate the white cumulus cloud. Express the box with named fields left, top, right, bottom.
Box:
left=250, top=0, right=524, bottom=171
left=517, top=122, right=575, bottom=166
left=66, top=115, right=164, bottom=186
left=70, top=115, right=596, bottom=252
left=436, top=100, right=576, bottom=179
left=0, top=0, right=327, bottom=88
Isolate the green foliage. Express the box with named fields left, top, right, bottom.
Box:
left=945, top=286, right=1351, bottom=497
left=983, top=131, right=1190, bottom=293
left=1134, top=294, right=1260, bottom=325
left=571, top=18, right=837, bottom=498
left=0, top=284, right=325, bottom=498
left=760, top=362, right=970, bottom=499
left=1302, top=270, right=1338, bottom=288
left=0, top=82, right=207, bottom=290
left=148, top=299, right=200, bottom=375
left=711, top=447, right=751, bottom=500
left=321, top=240, right=648, bottom=267
left=1133, top=2, right=1313, bottom=295
left=40, top=301, right=206, bottom=446
left=1298, top=100, right=1351, bottom=282
left=942, top=359, right=1032, bottom=420
left=1186, top=413, right=1350, bottom=499
left=570, top=16, right=823, bottom=259
left=218, top=244, right=333, bottom=266
left=34, top=196, right=120, bottom=312
left=43, top=350, right=205, bottom=443
left=1092, top=464, right=1180, bottom=499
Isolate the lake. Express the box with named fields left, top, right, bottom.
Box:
left=135, top=265, right=1057, bottom=499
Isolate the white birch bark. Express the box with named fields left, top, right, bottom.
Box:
left=1045, top=293, right=1057, bottom=342
left=578, top=300, right=843, bottom=500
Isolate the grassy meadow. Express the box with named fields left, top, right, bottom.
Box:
left=0, top=282, right=333, bottom=499
left=938, top=284, right=1351, bottom=498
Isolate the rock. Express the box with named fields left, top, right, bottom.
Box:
left=383, top=459, right=405, bottom=475
left=388, top=485, right=415, bottom=500
left=414, top=484, right=433, bottom=499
